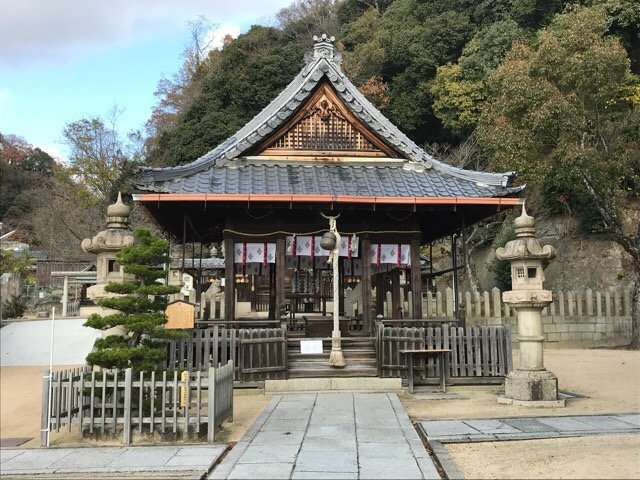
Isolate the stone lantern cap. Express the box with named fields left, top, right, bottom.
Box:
left=81, top=192, right=134, bottom=254
left=495, top=204, right=555, bottom=262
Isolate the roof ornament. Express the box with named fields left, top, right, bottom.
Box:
left=304, top=33, right=342, bottom=69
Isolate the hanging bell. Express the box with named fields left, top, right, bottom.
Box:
left=320, top=231, right=337, bottom=251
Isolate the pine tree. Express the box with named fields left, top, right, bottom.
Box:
left=85, top=228, right=184, bottom=370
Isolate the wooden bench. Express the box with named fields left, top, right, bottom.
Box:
left=400, top=349, right=451, bottom=394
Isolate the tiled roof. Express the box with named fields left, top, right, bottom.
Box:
left=134, top=36, right=521, bottom=199
left=140, top=162, right=521, bottom=197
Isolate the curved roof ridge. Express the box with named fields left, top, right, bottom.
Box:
left=135, top=38, right=518, bottom=190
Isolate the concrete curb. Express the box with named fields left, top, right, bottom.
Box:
left=429, top=440, right=466, bottom=480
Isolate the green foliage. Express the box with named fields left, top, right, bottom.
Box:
left=84, top=228, right=183, bottom=371
left=477, top=4, right=639, bottom=239
left=147, top=26, right=306, bottom=166
left=1, top=294, right=27, bottom=320
left=0, top=250, right=33, bottom=277
left=487, top=215, right=517, bottom=291
left=22, top=148, right=54, bottom=176
left=63, top=112, right=143, bottom=202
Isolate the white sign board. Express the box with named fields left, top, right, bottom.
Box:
left=300, top=339, right=323, bottom=354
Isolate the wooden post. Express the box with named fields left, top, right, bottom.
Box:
left=361, top=236, right=372, bottom=333
left=224, top=237, right=235, bottom=322
left=410, top=238, right=422, bottom=319
left=276, top=237, right=286, bottom=319
left=391, top=270, right=401, bottom=318
left=40, top=369, right=51, bottom=447
left=123, top=368, right=132, bottom=445
left=208, top=366, right=216, bottom=443
left=375, top=273, right=385, bottom=318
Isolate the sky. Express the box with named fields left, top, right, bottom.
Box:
left=0, top=0, right=292, bottom=161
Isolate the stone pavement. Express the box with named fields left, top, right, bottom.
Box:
left=210, top=393, right=440, bottom=479
left=420, top=413, right=640, bottom=443
left=0, top=445, right=226, bottom=478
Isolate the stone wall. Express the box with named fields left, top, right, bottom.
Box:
left=422, top=286, right=633, bottom=348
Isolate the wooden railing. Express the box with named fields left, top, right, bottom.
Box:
left=164, top=326, right=287, bottom=382
left=40, top=361, right=234, bottom=446
left=375, top=323, right=512, bottom=384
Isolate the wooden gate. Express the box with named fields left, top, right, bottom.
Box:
left=237, top=326, right=287, bottom=382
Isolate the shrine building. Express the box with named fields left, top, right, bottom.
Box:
left=133, top=35, right=523, bottom=336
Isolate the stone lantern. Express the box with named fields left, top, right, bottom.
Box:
left=496, top=204, right=564, bottom=406
left=81, top=192, right=135, bottom=311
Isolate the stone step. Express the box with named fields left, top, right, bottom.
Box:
left=265, top=377, right=402, bottom=392
left=287, top=367, right=379, bottom=378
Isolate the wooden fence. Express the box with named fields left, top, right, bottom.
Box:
left=40, top=361, right=234, bottom=446
left=375, top=323, right=512, bottom=384
left=422, top=286, right=634, bottom=320
left=164, top=326, right=287, bottom=382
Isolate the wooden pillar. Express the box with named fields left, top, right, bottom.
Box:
left=375, top=273, right=385, bottom=318
left=361, top=236, right=372, bottom=333
left=391, top=269, right=402, bottom=318
left=411, top=237, right=423, bottom=319
left=268, top=266, right=276, bottom=319
left=275, top=237, right=286, bottom=319
left=223, top=237, right=235, bottom=322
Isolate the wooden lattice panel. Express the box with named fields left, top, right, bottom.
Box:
left=270, top=94, right=379, bottom=152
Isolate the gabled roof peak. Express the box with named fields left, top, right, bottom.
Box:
left=304, top=33, right=343, bottom=75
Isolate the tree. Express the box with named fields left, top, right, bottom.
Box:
left=146, top=15, right=219, bottom=155
left=84, top=229, right=183, bottom=371
left=477, top=5, right=640, bottom=348
left=148, top=26, right=306, bottom=166
left=0, top=134, right=54, bottom=234
left=62, top=108, right=143, bottom=202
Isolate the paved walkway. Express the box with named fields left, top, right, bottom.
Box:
left=420, top=413, right=640, bottom=443
left=210, top=393, right=440, bottom=480
left=0, top=445, right=226, bottom=478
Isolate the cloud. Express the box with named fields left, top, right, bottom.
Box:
left=0, top=0, right=291, bottom=68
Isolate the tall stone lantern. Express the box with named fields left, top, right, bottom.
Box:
left=496, top=204, right=564, bottom=406
left=81, top=192, right=135, bottom=312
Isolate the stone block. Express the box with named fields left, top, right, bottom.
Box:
left=570, top=333, right=582, bottom=340
left=555, top=323, right=569, bottom=332
left=356, top=427, right=406, bottom=443
left=331, top=377, right=402, bottom=391
left=420, top=420, right=479, bottom=437
left=595, top=324, right=607, bottom=333
left=295, top=451, right=358, bottom=473
left=358, top=457, right=422, bottom=479
left=504, top=369, right=559, bottom=402
left=577, top=323, right=595, bottom=332
left=228, top=462, right=294, bottom=479
left=251, top=430, right=305, bottom=446
left=265, top=378, right=331, bottom=392
left=237, top=444, right=299, bottom=464
left=547, top=332, right=560, bottom=342
left=543, top=323, right=556, bottom=333
left=581, top=333, right=594, bottom=340
left=560, top=332, right=572, bottom=341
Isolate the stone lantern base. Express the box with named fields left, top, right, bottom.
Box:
left=498, top=369, right=565, bottom=407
